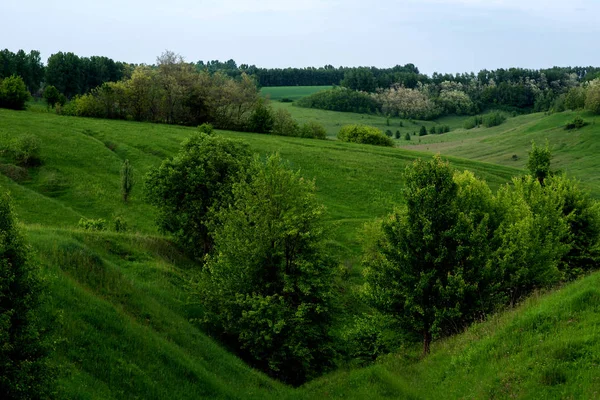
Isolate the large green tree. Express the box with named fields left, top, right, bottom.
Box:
left=0, top=192, right=53, bottom=398
left=197, top=154, right=336, bottom=385
left=362, top=156, right=501, bottom=355
left=144, top=132, right=252, bottom=257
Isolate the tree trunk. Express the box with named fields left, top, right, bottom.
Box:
left=423, top=330, right=432, bottom=356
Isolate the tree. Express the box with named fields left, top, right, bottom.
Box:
left=527, top=141, right=552, bottom=185
left=0, top=75, right=30, bottom=110
left=362, top=156, right=500, bottom=355
left=144, top=133, right=252, bottom=257
left=419, top=125, right=427, bottom=136
left=120, top=159, right=134, bottom=203
left=197, top=154, right=336, bottom=385
left=0, top=192, right=53, bottom=398
left=271, top=108, right=299, bottom=136
left=404, top=132, right=411, bottom=140
left=247, top=98, right=273, bottom=133
left=42, top=85, right=61, bottom=108
left=585, top=80, right=600, bottom=114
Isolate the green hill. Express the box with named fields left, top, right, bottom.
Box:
left=1, top=108, right=599, bottom=398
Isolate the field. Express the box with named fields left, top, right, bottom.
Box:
left=260, top=86, right=332, bottom=101
left=2, top=102, right=600, bottom=398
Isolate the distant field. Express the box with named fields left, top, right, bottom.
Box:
left=274, top=101, right=458, bottom=139
left=260, top=85, right=331, bottom=101
left=398, top=111, right=600, bottom=196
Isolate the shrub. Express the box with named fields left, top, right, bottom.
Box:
left=342, top=313, right=403, bottom=366
left=337, top=124, right=394, bottom=147
left=385, top=129, right=393, bottom=137
left=279, top=98, right=293, bottom=103
left=78, top=218, right=107, bottom=231
left=0, top=75, right=30, bottom=110
left=404, top=132, right=411, bottom=140
left=197, top=123, right=214, bottom=135
left=482, top=112, right=506, bottom=128
left=429, top=126, right=437, bottom=135
left=8, top=135, right=42, bottom=167
left=299, top=121, right=327, bottom=139
left=419, top=125, right=427, bottom=136
left=565, top=116, right=587, bottom=130
left=271, top=108, right=299, bottom=137
left=395, top=130, right=401, bottom=139
left=564, top=86, right=587, bottom=110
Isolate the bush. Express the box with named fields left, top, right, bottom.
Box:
left=299, top=121, right=327, bottom=139
left=482, top=112, right=506, bottom=128
left=7, top=135, right=42, bottom=167
left=565, top=116, right=587, bottom=130
left=342, top=313, right=403, bottom=366
left=395, top=130, right=401, bottom=139
left=197, top=123, right=214, bottom=135
left=337, top=124, right=394, bottom=147
left=42, top=85, right=63, bottom=108
left=419, top=125, right=427, bottom=136
left=404, top=132, right=411, bottom=140
left=279, top=98, right=293, bottom=103
left=429, top=126, right=436, bottom=135
left=0, top=192, right=54, bottom=398
left=271, top=108, right=299, bottom=136
left=144, top=133, right=252, bottom=258
left=0, top=75, right=30, bottom=110
left=78, top=218, right=107, bottom=231
left=197, top=154, right=336, bottom=385
left=385, top=129, right=393, bottom=137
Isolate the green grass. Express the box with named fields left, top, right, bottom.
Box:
left=260, top=86, right=332, bottom=101
left=2, top=106, right=600, bottom=398
left=398, top=110, right=600, bottom=196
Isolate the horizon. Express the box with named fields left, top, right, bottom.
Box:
left=2, top=0, right=599, bottom=76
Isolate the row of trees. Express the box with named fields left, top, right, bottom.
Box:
left=297, top=77, right=600, bottom=120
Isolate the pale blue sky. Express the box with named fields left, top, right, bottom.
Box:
left=2, top=0, right=599, bottom=74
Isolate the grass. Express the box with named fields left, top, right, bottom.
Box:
left=260, top=86, right=332, bottom=101
left=2, top=105, right=600, bottom=398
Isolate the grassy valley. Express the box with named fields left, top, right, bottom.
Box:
left=2, top=93, right=600, bottom=398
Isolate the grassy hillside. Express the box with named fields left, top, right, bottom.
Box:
left=2, top=107, right=599, bottom=398
left=399, top=110, right=600, bottom=196
left=260, top=86, right=332, bottom=101
left=0, top=109, right=518, bottom=262
left=297, top=270, right=600, bottom=399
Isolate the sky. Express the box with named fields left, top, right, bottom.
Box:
left=2, top=0, right=599, bottom=75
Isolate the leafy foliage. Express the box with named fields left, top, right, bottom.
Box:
left=144, top=133, right=252, bottom=258
left=299, top=121, right=327, bottom=139
left=0, top=192, right=54, bottom=398
left=565, top=116, right=587, bottom=130
left=0, top=75, right=30, bottom=110
left=6, top=135, right=42, bottom=167
left=482, top=112, right=506, bottom=127
left=271, top=108, right=299, bottom=137
left=78, top=217, right=107, bottom=231
left=295, top=87, right=380, bottom=114
left=527, top=141, right=552, bottom=184
left=197, top=154, right=336, bottom=385
left=338, top=125, right=394, bottom=147
left=584, top=80, right=600, bottom=114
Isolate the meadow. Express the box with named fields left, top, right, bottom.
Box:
left=260, top=86, right=332, bottom=101
left=2, top=100, right=600, bottom=398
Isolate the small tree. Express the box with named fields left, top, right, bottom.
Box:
left=419, top=125, right=427, bottom=136
left=144, top=133, right=252, bottom=257
left=527, top=141, right=552, bottom=185
left=42, top=85, right=61, bottom=108
left=0, top=192, right=54, bottom=398
left=247, top=99, right=273, bottom=133
left=271, top=108, right=299, bottom=136
left=0, top=75, right=30, bottom=110
left=198, top=154, right=336, bottom=385
left=120, top=159, right=134, bottom=203
left=404, top=132, right=411, bottom=140
left=395, top=130, right=401, bottom=139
